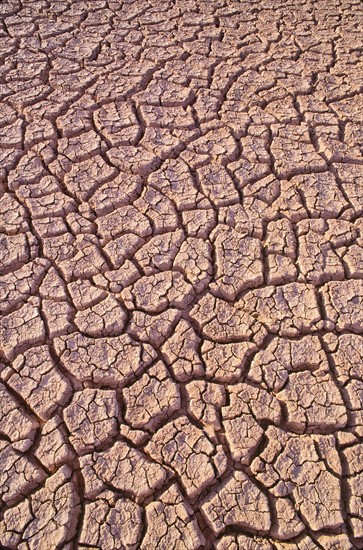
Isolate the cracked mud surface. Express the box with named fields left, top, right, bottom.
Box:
left=0, top=0, right=363, bottom=548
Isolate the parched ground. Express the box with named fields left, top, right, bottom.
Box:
left=0, top=0, right=363, bottom=548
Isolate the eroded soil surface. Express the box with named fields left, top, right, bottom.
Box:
left=0, top=0, right=363, bottom=548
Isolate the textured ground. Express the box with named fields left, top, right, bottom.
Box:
left=0, top=0, right=363, bottom=549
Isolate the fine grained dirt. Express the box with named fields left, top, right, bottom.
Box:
left=0, top=0, right=362, bottom=548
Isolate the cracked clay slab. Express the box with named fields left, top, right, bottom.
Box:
left=0, top=1, right=362, bottom=549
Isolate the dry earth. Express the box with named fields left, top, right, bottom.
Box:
left=0, top=0, right=363, bottom=548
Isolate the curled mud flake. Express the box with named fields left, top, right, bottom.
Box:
left=54, top=332, right=156, bottom=388
left=270, top=123, right=327, bottom=179
left=276, top=369, right=348, bottom=433
left=321, top=279, right=363, bottom=333
left=6, top=345, right=71, bottom=421
left=296, top=219, right=352, bottom=284
left=34, top=415, right=75, bottom=471
left=79, top=491, right=143, bottom=550
left=96, top=205, right=152, bottom=241
left=141, top=483, right=205, bottom=550
left=200, top=471, right=271, bottom=535
left=80, top=440, right=167, bottom=501
left=129, top=308, right=181, bottom=347
left=58, top=234, right=109, bottom=282
left=0, top=194, right=29, bottom=235
left=1, top=302, right=45, bottom=361
left=63, top=155, right=119, bottom=203
left=74, top=294, right=127, bottom=337
left=123, top=361, right=181, bottom=431
left=0, top=466, right=80, bottom=550
left=222, top=383, right=281, bottom=464
left=236, top=283, right=322, bottom=337
left=63, top=388, right=119, bottom=455
left=0, top=232, right=38, bottom=274
left=247, top=335, right=326, bottom=392
left=134, top=229, right=185, bottom=275
left=265, top=219, right=298, bottom=285
left=173, top=237, right=213, bottom=294
left=202, top=340, right=257, bottom=383
left=0, top=441, right=46, bottom=507
left=186, top=380, right=225, bottom=433
left=328, top=333, right=363, bottom=384
left=190, top=293, right=267, bottom=345
left=0, top=258, right=50, bottom=315
left=215, top=534, right=273, bottom=550
left=161, top=319, right=204, bottom=382
left=251, top=427, right=344, bottom=531
left=149, top=159, right=209, bottom=214
left=122, top=270, right=194, bottom=313
left=290, top=172, right=348, bottom=219
left=211, top=226, right=264, bottom=300
left=94, top=100, right=141, bottom=147
left=145, top=416, right=223, bottom=499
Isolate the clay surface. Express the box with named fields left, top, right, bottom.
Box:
left=0, top=0, right=362, bottom=548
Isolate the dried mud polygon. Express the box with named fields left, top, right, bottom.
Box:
left=0, top=0, right=363, bottom=548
